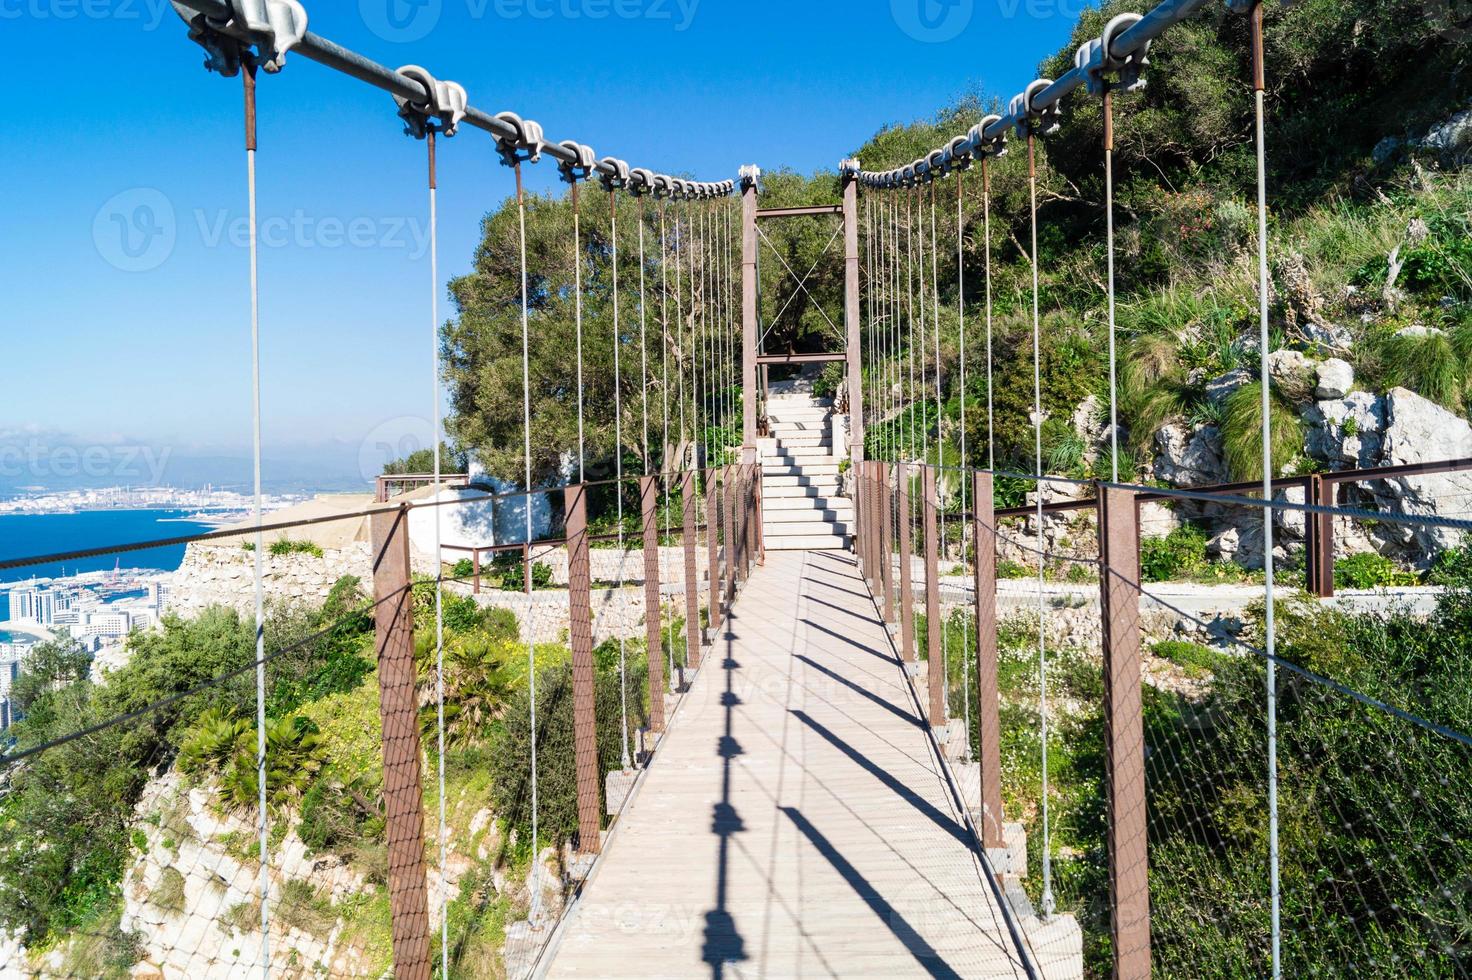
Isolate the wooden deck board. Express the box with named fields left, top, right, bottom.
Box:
left=544, top=551, right=1028, bottom=979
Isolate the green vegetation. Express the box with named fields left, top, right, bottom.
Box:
left=1221, top=383, right=1308, bottom=481
left=1334, top=552, right=1420, bottom=589
left=1141, top=524, right=1210, bottom=582
left=268, top=539, right=323, bottom=558
left=985, top=583, right=1472, bottom=976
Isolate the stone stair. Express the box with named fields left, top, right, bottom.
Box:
left=759, top=393, right=851, bottom=551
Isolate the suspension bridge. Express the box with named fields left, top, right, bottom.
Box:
left=3, top=0, right=1471, bottom=978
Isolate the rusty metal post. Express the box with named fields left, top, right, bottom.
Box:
left=369, top=505, right=432, bottom=979
left=880, top=463, right=895, bottom=623
left=863, top=462, right=877, bottom=589
left=564, top=485, right=604, bottom=855
left=723, top=467, right=737, bottom=607
left=683, top=471, right=701, bottom=669
left=1306, top=474, right=1335, bottom=598
left=741, top=169, right=759, bottom=464
left=1099, top=485, right=1150, bottom=976
left=972, top=471, right=1004, bottom=850
left=897, top=462, right=915, bottom=663
left=472, top=548, right=481, bottom=595
left=706, top=469, right=722, bottom=632
left=522, top=542, right=532, bottom=596
left=922, top=466, right=945, bottom=728
left=641, top=476, right=666, bottom=733
left=842, top=168, right=865, bottom=464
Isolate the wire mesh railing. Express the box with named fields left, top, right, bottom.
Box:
left=0, top=468, right=762, bottom=979
left=851, top=458, right=1472, bottom=979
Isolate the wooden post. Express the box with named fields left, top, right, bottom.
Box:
left=897, top=462, right=915, bottom=664
left=370, top=505, right=432, bottom=980
left=880, top=463, right=895, bottom=623
left=683, top=471, right=701, bottom=669
left=706, top=469, right=722, bottom=632
left=641, top=476, right=666, bottom=733
left=723, top=468, right=737, bottom=608
left=564, top=484, right=604, bottom=855
left=922, top=465, right=945, bottom=728
left=972, top=471, right=1004, bottom=850
left=741, top=168, right=759, bottom=464
left=1099, top=486, right=1150, bottom=977
left=1306, top=474, right=1335, bottom=598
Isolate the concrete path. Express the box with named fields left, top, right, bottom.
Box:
left=544, top=551, right=1030, bottom=979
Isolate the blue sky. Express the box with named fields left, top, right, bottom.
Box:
left=0, top=0, right=1085, bottom=489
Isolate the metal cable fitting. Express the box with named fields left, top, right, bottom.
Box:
left=627, top=167, right=655, bottom=196
left=944, top=136, right=974, bottom=173
left=557, top=141, right=597, bottom=183
left=599, top=157, right=631, bottom=192
left=1078, top=13, right=1151, bottom=95
left=393, top=66, right=469, bottom=139
left=970, top=114, right=1007, bottom=159
left=652, top=174, right=674, bottom=199
left=739, top=165, right=762, bottom=192
left=171, top=0, right=307, bottom=75
left=493, top=111, right=544, bottom=167
left=1011, top=78, right=1063, bottom=138
left=839, top=158, right=862, bottom=183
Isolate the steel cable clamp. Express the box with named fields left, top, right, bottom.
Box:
left=1010, top=78, right=1062, bottom=138
left=171, top=0, right=307, bottom=76
left=628, top=168, right=656, bottom=196
left=493, top=112, right=544, bottom=168
left=1077, top=13, right=1151, bottom=95
left=393, top=65, right=468, bottom=139
left=558, top=141, right=597, bottom=184
left=738, top=165, right=762, bottom=193
left=599, top=157, right=631, bottom=193
left=943, top=136, right=974, bottom=174
left=969, top=114, right=1008, bottom=159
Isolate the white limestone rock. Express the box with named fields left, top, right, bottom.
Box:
left=1153, top=423, right=1229, bottom=488
left=1315, top=358, right=1355, bottom=400
left=1377, top=387, right=1472, bottom=552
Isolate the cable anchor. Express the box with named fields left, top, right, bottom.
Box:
left=392, top=66, right=468, bottom=139
left=558, top=141, right=597, bottom=184
left=599, top=157, right=632, bottom=193
left=1077, top=13, right=1151, bottom=95
left=1010, top=78, right=1062, bottom=138
left=493, top=112, right=545, bottom=168
left=170, top=0, right=307, bottom=76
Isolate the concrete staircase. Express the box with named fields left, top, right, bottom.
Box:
left=758, top=393, right=852, bottom=551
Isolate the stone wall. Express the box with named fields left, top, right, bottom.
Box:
left=168, top=543, right=377, bottom=621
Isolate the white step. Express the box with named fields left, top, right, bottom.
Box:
left=763, top=474, right=840, bottom=489
left=767, top=461, right=840, bottom=477
left=764, top=495, right=851, bottom=513
left=763, top=484, right=841, bottom=500
left=765, top=505, right=853, bottom=523
left=770, top=432, right=829, bottom=446
left=768, top=411, right=830, bottom=425
left=763, top=533, right=849, bottom=552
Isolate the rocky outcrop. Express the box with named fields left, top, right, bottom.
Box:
left=1314, top=358, right=1354, bottom=400
left=1153, top=423, right=1229, bottom=487
left=1378, top=388, right=1472, bottom=552
left=168, top=543, right=378, bottom=621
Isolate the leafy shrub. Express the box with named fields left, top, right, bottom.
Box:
left=268, top=539, right=323, bottom=558
left=1427, top=539, right=1472, bottom=587
left=1334, top=552, right=1418, bottom=589
left=490, top=660, right=646, bottom=849
left=499, top=560, right=553, bottom=593
left=415, top=630, right=516, bottom=746
left=997, top=559, right=1031, bottom=580
left=273, top=880, right=336, bottom=936
left=812, top=363, right=845, bottom=401
left=1221, top=382, right=1306, bottom=480
left=451, top=558, right=475, bottom=579
left=1151, top=640, right=1226, bottom=678
left=1141, top=524, right=1210, bottom=582
left=181, top=710, right=324, bottom=811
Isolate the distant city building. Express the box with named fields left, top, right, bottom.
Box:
left=7, top=586, right=60, bottom=626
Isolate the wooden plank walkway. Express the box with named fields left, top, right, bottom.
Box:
left=543, top=550, right=1030, bottom=979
